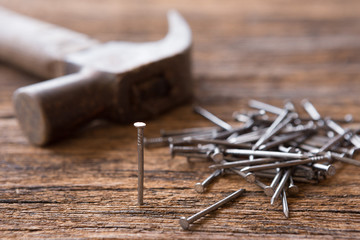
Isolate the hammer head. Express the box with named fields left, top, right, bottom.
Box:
left=66, top=10, right=192, bottom=121
left=13, top=10, right=192, bottom=145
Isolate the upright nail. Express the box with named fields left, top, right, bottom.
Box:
left=134, top=122, right=146, bottom=205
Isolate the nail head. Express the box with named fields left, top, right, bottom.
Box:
left=134, top=122, right=146, bottom=128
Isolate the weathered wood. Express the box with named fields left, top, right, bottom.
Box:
left=1, top=0, right=360, bottom=238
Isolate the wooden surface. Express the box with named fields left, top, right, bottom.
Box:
left=1, top=0, right=360, bottom=238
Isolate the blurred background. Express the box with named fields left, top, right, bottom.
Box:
left=1, top=0, right=360, bottom=107
left=1, top=1, right=360, bottom=238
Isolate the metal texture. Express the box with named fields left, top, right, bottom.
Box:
left=179, top=189, right=245, bottom=230
left=134, top=122, right=146, bottom=205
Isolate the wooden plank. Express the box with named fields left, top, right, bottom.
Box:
left=0, top=0, right=360, bottom=238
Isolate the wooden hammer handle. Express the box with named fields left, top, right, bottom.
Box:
left=13, top=68, right=113, bottom=145
left=0, top=6, right=98, bottom=78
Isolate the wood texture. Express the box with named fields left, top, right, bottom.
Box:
left=1, top=0, right=360, bottom=238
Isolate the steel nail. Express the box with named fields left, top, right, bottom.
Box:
left=282, top=189, right=289, bottom=218
left=328, top=151, right=360, bottom=167
left=170, top=145, right=212, bottom=158
left=185, top=138, right=251, bottom=149
left=288, top=175, right=299, bottom=195
left=318, top=130, right=350, bottom=153
left=312, top=163, right=336, bottom=176
left=230, top=168, right=256, bottom=183
left=179, top=188, right=246, bottom=230
left=195, top=169, right=222, bottom=193
left=225, top=149, right=306, bottom=159
left=134, top=122, right=146, bottom=206
left=253, top=109, right=289, bottom=150
left=301, top=99, right=322, bottom=121
left=210, top=147, right=224, bottom=163
left=209, top=158, right=283, bottom=170
left=264, top=169, right=282, bottom=197
left=144, top=136, right=169, bottom=148
left=241, top=155, right=329, bottom=172
left=248, top=99, right=284, bottom=115
left=194, top=105, right=232, bottom=131
left=325, top=118, right=360, bottom=148
left=259, top=132, right=304, bottom=150
left=271, top=169, right=291, bottom=205
left=160, top=126, right=219, bottom=137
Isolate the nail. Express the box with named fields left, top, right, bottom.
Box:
left=233, top=110, right=266, bottom=122
left=225, top=149, right=306, bottom=159
left=241, top=155, right=329, bottom=172
left=255, top=172, right=318, bottom=184
left=328, top=151, right=360, bottom=167
left=271, top=169, right=291, bottom=205
left=229, top=168, right=256, bottom=183
left=209, top=158, right=284, bottom=170
left=160, top=126, right=219, bottom=137
left=312, top=163, right=336, bottom=176
left=294, top=165, right=315, bottom=179
left=288, top=175, right=299, bottom=195
left=325, top=118, right=360, bottom=148
left=264, top=170, right=282, bottom=197
left=318, top=130, right=350, bottom=153
left=282, top=189, right=289, bottom=218
left=134, top=122, right=146, bottom=205
left=176, top=152, right=211, bottom=160
left=195, top=169, right=222, bottom=193
left=248, top=99, right=284, bottom=115
left=210, top=147, right=224, bottom=163
left=144, top=136, right=169, bottom=148
left=214, top=124, right=254, bottom=140
left=301, top=99, right=321, bottom=121
left=346, top=147, right=360, bottom=158
left=259, top=132, right=304, bottom=150
left=193, top=106, right=232, bottom=131
left=170, top=145, right=211, bottom=158
left=186, top=138, right=252, bottom=149
left=179, top=189, right=246, bottom=230
left=253, top=109, right=289, bottom=150
left=227, top=128, right=267, bottom=144
left=254, top=179, right=270, bottom=193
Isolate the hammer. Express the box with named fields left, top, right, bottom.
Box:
left=0, top=7, right=192, bottom=146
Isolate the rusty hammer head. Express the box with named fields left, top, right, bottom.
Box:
left=13, top=10, right=192, bottom=146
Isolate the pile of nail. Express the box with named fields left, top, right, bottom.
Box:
left=145, top=99, right=360, bottom=229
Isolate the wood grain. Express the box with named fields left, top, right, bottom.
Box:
left=1, top=0, right=360, bottom=238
